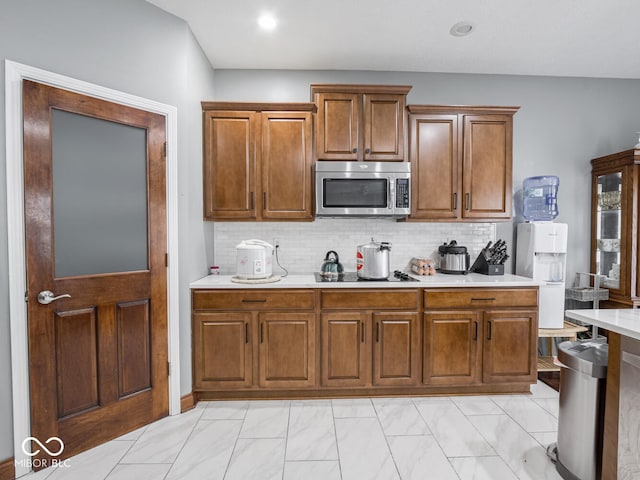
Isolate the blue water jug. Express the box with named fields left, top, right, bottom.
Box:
left=523, top=176, right=559, bottom=221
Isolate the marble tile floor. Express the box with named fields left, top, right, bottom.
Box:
left=23, top=381, right=563, bottom=480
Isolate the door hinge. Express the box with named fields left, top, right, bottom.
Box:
left=162, top=142, right=167, bottom=158
left=24, top=290, right=28, bottom=303
left=167, top=361, right=171, bottom=376
left=165, top=253, right=169, bottom=267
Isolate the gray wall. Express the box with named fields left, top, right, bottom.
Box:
left=214, top=70, right=640, bottom=280
left=0, top=0, right=215, bottom=461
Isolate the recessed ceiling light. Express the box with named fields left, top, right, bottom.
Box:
left=450, top=21, right=474, bottom=37
left=257, top=12, right=277, bottom=31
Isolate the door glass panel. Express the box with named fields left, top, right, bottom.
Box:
left=52, top=109, right=148, bottom=277
left=595, top=171, right=622, bottom=289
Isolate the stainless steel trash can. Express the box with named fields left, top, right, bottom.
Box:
left=555, top=340, right=608, bottom=480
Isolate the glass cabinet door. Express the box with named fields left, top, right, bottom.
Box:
left=595, top=171, right=622, bottom=289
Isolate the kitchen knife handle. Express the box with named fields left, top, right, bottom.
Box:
left=465, top=193, right=470, bottom=210
left=473, top=321, right=478, bottom=341
left=487, top=320, right=492, bottom=340
left=453, top=192, right=458, bottom=210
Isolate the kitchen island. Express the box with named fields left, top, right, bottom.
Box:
left=190, top=273, right=540, bottom=401
left=565, top=309, right=640, bottom=480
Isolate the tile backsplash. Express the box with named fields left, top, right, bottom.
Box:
left=211, top=219, right=496, bottom=275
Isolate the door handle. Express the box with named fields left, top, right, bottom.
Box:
left=37, top=290, right=71, bottom=305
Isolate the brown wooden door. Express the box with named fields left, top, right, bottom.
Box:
left=203, top=110, right=258, bottom=220
left=314, top=92, right=360, bottom=160
left=363, top=94, right=406, bottom=161
left=462, top=114, right=513, bottom=219
left=23, top=80, right=168, bottom=465
left=409, top=114, right=460, bottom=219
left=373, top=312, right=420, bottom=386
left=321, top=312, right=370, bottom=387
left=482, top=310, right=537, bottom=383
left=259, top=312, right=316, bottom=388
left=192, top=312, right=253, bottom=389
left=261, top=111, right=313, bottom=220
left=423, top=311, right=480, bottom=385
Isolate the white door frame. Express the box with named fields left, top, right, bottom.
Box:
left=5, top=60, right=181, bottom=477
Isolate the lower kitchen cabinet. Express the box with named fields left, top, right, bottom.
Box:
left=259, top=312, right=316, bottom=388
left=424, top=311, right=481, bottom=385
left=482, top=309, right=538, bottom=384
left=423, top=288, right=538, bottom=386
left=191, top=286, right=538, bottom=399
left=373, top=312, right=420, bottom=386
left=321, top=312, right=368, bottom=387
left=321, top=311, right=420, bottom=387
left=193, top=312, right=253, bottom=389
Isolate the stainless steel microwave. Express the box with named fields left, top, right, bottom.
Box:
left=315, top=161, right=411, bottom=218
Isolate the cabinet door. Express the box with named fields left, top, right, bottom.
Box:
left=314, top=93, right=359, bottom=160
left=261, top=112, right=313, bottom=220
left=462, top=114, right=512, bottom=219
left=321, top=312, right=370, bottom=387
left=203, top=110, right=258, bottom=220
left=482, top=310, right=537, bottom=384
left=258, top=312, right=316, bottom=388
left=423, top=311, right=480, bottom=385
left=409, top=114, right=460, bottom=219
left=373, top=312, right=420, bottom=386
left=193, top=312, right=252, bottom=389
left=363, top=94, right=406, bottom=161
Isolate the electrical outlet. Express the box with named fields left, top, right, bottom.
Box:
left=273, top=238, right=280, bottom=249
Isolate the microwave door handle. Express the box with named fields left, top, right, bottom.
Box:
left=389, top=178, right=395, bottom=209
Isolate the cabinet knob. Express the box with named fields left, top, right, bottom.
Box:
left=352, top=148, right=358, bottom=153
left=365, top=148, right=371, bottom=154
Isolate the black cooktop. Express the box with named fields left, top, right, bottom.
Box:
left=314, top=270, right=419, bottom=283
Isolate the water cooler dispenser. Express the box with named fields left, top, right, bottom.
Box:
left=516, top=222, right=568, bottom=328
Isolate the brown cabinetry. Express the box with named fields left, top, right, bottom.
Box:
left=311, top=84, right=411, bottom=162
left=320, top=289, right=420, bottom=387
left=407, top=105, right=518, bottom=221
left=423, top=288, right=538, bottom=385
left=202, top=102, right=315, bottom=221
left=590, top=149, right=640, bottom=308
left=191, top=289, right=317, bottom=391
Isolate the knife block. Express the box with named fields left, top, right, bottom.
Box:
left=470, top=252, right=505, bottom=275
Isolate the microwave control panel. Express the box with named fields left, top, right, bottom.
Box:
left=396, top=178, right=410, bottom=208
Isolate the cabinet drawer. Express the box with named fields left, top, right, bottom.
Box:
left=321, top=289, right=419, bottom=310
left=424, top=288, right=538, bottom=309
left=193, top=289, right=315, bottom=311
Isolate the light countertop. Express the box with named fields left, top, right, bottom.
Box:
left=190, top=272, right=541, bottom=289
left=565, top=309, right=640, bottom=341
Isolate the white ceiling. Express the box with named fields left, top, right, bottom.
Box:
left=147, top=0, right=640, bottom=79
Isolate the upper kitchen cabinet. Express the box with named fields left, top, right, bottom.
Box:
left=202, top=102, right=316, bottom=221
left=407, top=105, right=519, bottom=221
left=591, top=149, right=640, bottom=308
left=311, top=84, right=412, bottom=162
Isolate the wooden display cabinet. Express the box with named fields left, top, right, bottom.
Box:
left=591, top=149, right=640, bottom=308
left=407, top=105, right=519, bottom=221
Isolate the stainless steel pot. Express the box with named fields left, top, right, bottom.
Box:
left=438, top=240, right=470, bottom=274
left=357, top=239, right=391, bottom=280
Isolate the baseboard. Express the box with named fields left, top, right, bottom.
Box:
left=0, top=457, right=14, bottom=480
left=180, top=392, right=196, bottom=412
